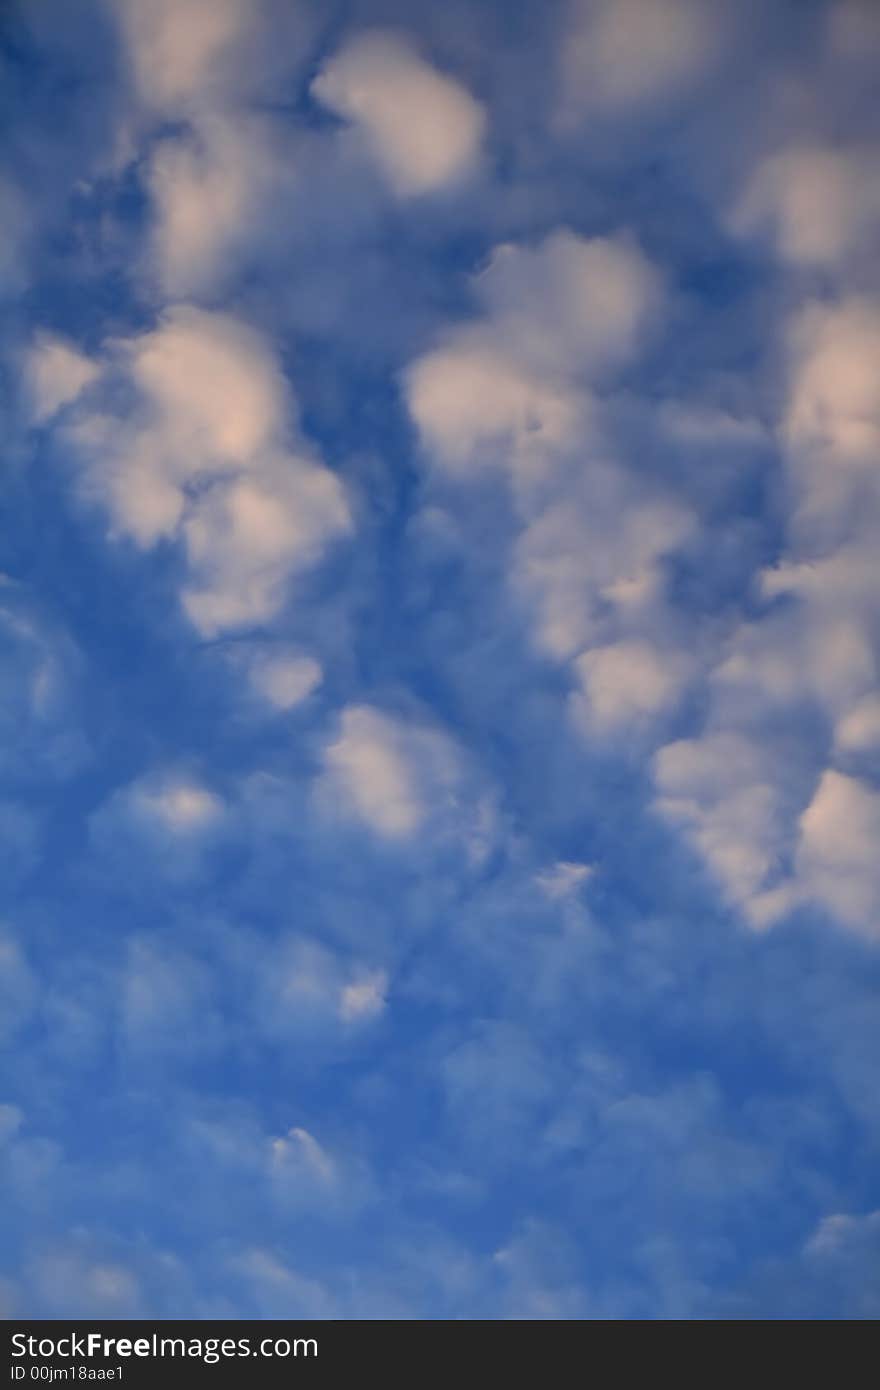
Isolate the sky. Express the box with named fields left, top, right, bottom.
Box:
left=1, top=0, right=879, bottom=1320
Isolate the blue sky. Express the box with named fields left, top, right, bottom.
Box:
left=2, top=0, right=880, bottom=1319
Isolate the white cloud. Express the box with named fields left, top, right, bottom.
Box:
left=835, top=695, right=880, bottom=754
left=25, top=335, right=100, bottom=422
left=512, top=487, right=692, bottom=660
left=312, top=31, right=486, bottom=197
left=474, top=230, right=661, bottom=376
left=132, top=778, right=225, bottom=833
left=246, top=650, right=322, bottom=711
left=406, top=230, right=659, bottom=493
left=796, top=770, right=880, bottom=938
left=406, top=228, right=692, bottom=751
left=339, top=969, right=388, bottom=1023
left=650, top=283, right=880, bottom=940
left=535, top=861, right=594, bottom=900
left=572, top=640, right=688, bottom=735
left=64, top=306, right=350, bottom=634
left=180, top=459, right=350, bottom=635
left=255, top=935, right=388, bottom=1039
left=653, top=732, right=797, bottom=926
left=0, top=584, right=88, bottom=783
left=559, top=0, right=721, bottom=119
left=146, top=115, right=279, bottom=297
left=89, top=770, right=228, bottom=884
left=270, top=1127, right=336, bottom=1186
left=733, top=146, right=880, bottom=267
left=32, top=1248, right=140, bottom=1317
left=406, top=339, right=583, bottom=480
left=110, top=0, right=252, bottom=116
left=126, top=305, right=286, bottom=464
left=784, top=299, right=880, bottom=477
left=318, top=705, right=461, bottom=839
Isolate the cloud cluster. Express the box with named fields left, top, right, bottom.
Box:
left=312, top=31, right=486, bottom=198
left=30, top=306, right=350, bottom=635
left=406, top=229, right=696, bottom=743
left=4, top=0, right=880, bottom=1325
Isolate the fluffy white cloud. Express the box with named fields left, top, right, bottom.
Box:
left=835, top=695, right=880, bottom=754
left=25, top=335, right=99, bottom=422
left=652, top=276, right=880, bottom=940
left=88, top=770, right=228, bottom=885
left=407, top=340, right=583, bottom=480
left=733, top=146, right=880, bottom=267
left=110, top=0, right=252, bottom=116
left=796, top=771, right=880, bottom=938
left=254, top=935, right=388, bottom=1040
left=131, top=777, right=225, bottom=833
left=511, top=486, right=692, bottom=660
left=475, top=231, right=661, bottom=376
left=317, top=705, right=463, bottom=840
left=572, top=640, right=689, bottom=735
left=312, top=31, right=486, bottom=196
left=64, top=306, right=350, bottom=634
left=784, top=299, right=880, bottom=480
left=407, top=227, right=692, bottom=750
left=271, top=1127, right=336, bottom=1187
left=406, top=230, right=659, bottom=491
left=653, top=732, right=797, bottom=927
left=560, top=0, right=720, bottom=119
left=339, top=970, right=388, bottom=1023
left=246, top=649, right=322, bottom=711
left=146, top=115, right=279, bottom=296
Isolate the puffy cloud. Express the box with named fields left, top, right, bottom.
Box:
left=339, top=970, right=388, bottom=1023
left=0, top=582, right=88, bottom=784
left=406, top=340, right=583, bottom=480
left=121, top=936, right=219, bottom=1056
left=312, top=31, right=486, bottom=197
left=406, top=230, right=659, bottom=496
left=88, top=770, right=229, bottom=885
left=64, top=306, right=350, bottom=634
left=30, top=1247, right=141, bottom=1317
left=130, top=777, right=225, bottom=833
left=317, top=704, right=464, bottom=840
left=559, top=0, right=721, bottom=119
left=472, top=231, right=661, bottom=376
left=651, top=282, right=880, bottom=939
left=254, top=935, right=388, bottom=1037
left=406, top=227, right=692, bottom=753
left=720, top=1208, right=880, bottom=1319
left=835, top=695, right=880, bottom=754
left=732, top=146, right=880, bottom=268
left=653, top=732, right=798, bottom=927
left=572, top=639, right=689, bottom=735
left=110, top=0, right=253, bottom=116
left=25, top=335, right=99, bottom=423
left=146, top=115, right=280, bottom=297
left=534, top=861, right=594, bottom=901
left=511, top=486, right=692, bottom=660
left=244, top=649, right=322, bottom=711
left=784, top=298, right=880, bottom=480
left=270, top=1126, right=336, bottom=1187
left=796, top=771, right=880, bottom=939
